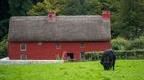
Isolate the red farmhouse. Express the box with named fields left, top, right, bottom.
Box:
left=8, top=11, right=111, bottom=60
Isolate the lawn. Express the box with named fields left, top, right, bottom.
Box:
left=0, top=60, right=144, bottom=80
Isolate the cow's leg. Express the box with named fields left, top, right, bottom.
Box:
left=103, top=64, right=106, bottom=70
left=112, top=61, right=115, bottom=70
left=104, top=63, right=110, bottom=70
left=103, top=63, right=107, bottom=70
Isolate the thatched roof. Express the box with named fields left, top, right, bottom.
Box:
left=8, top=16, right=111, bottom=41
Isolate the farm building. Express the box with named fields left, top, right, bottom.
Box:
left=8, top=11, right=111, bottom=60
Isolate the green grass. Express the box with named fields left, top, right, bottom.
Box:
left=0, top=60, right=144, bottom=80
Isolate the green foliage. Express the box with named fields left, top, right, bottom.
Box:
left=84, top=53, right=100, bottom=61
left=0, top=36, right=7, bottom=58
left=114, top=50, right=144, bottom=59
left=129, top=36, right=144, bottom=49
left=28, top=0, right=111, bottom=15
left=0, top=19, right=9, bottom=39
left=111, top=37, right=130, bottom=50
left=84, top=50, right=144, bottom=60
left=61, top=0, right=83, bottom=15
left=9, top=0, right=33, bottom=16
left=28, top=0, right=67, bottom=15
left=114, top=0, right=144, bottom=39
left=111, top=36, right=144, bottom=50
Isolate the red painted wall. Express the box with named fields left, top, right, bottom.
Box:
left=8, top=41, right=111, bottom=60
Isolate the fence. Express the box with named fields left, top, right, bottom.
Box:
left=83, top=50, right=144, bottom=61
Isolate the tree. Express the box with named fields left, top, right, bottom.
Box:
left=135, top=0, right=144, bottom=37
left=0, top=19, right=9, bottom=40
left=0, top=0, right=10, bottom=39
left=129, top=36, right=144, bottom=49
left=61, top=0, right=83, bottom=15
left=83, top=0, right=102, bottom=15
left=0, top=35, right=7, bottom=58
left=28, top=0, right=66, bottom=16
left=0, top=0, right=9, bottom=20
left=115, top=0, right=144, bottom=39
left=9, top=0, right=33, bottom=16
left=62, top=0, right=104, bottom=15
left=109, top=0, right=121, bottom=38
left=31, top=0, right=43, bottom=4
left=28, top=0, right=110, bottom=16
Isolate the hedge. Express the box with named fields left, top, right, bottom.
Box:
left=83, top=50, right=144, bottom=61
left=129, top=36, right=144, bottom=50
left=0, top=36, right=7, bottom=58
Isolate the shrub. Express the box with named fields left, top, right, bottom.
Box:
left=111, top=37, right=130, bottom=50
left=129, top=36, right=144, bottom=50
left=114, top=50, right=144, bottom=59
left=0, top=37, right=7, bottom=58
left=83, top=50, right=144, bottom=60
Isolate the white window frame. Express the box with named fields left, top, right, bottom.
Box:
left=20, top=43, right=27, bottom=51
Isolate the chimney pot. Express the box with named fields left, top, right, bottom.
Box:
left=48, top=12, right=56, bottom=22
left=102, top=10, right=111, bottom=21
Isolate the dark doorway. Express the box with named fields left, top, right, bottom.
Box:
left=67, top=53, right=74, bottom=60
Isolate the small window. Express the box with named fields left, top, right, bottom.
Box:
left=56, top=43, right=61, bottom=49
left=20, top=43, right=27, bottom=51
left=38, top=42, right=42, bottom=46
left=80, top=43, right=85, bottom=48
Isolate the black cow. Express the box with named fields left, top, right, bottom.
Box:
left=100, top=49, right=116, bottom=70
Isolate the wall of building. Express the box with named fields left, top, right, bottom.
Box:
left=8, top=41, right=111, bottom=60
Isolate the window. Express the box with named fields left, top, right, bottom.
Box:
left=20, top=43, right=27, bottom=51
left=80, top=43, right=85, bottom=48
left=56, top=43, right=61, bottom=49
left=38, top=42, right=42, bottom=46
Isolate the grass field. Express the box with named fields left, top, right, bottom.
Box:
left=0, top=60, right=144, bottom=80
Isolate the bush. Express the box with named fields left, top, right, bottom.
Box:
left=83, top=50, right=144, bottom=60
left=114, top=50, right=144, bottom=59
left=0, top=37, right=7, bottom=58
left=129, top=36, right=144, bottom=50
left=84, top=53, right=102, bottom=61
left=112, top=37, right=130, bottom=50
